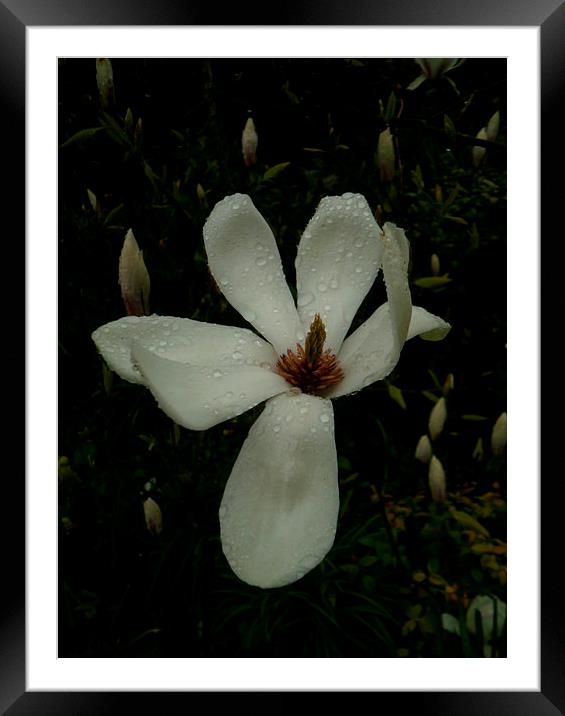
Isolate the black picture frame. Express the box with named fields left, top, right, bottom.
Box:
left=5, top=0, right=562, bottom=712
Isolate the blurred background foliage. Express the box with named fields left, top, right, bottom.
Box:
left=58, top=58, right=506, bottom=658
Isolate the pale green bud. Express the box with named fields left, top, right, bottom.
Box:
left=95, top=58, right=115, bottom=109
left=119, top=229, right=151, bottom=316
left=376, top=127, right=395, bottom=183
left=428, top=455, right=446, bottom=502
left=428, top=397, right=447, bottom=441
left=242, top=117, right=258, bottom=167
left=415, top=434, right=433, bottom=464
left=143, top=497, right=162, bottom=535
left=491, top=412, right=507, bottom=456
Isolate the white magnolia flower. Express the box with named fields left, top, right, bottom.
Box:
left=92, top=193, right=450, bottom=589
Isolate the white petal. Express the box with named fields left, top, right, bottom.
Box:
left=381, top=222, right=412, bottom=351
left=92, top=315, right=279, bottom=385
left=295, top=193, right=383, bottom=353
left=132, top=343, right=290, bottom=430
left=220, top=392, right=339, bottom=588
left=407, top=306, right=451, bottom=342
left=325, top=224, right=413, bottom=398
left=203, top=194, right=303, bottom=355
left=326, top=305, right=450, bottom=399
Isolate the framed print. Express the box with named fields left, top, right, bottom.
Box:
left=5, top=0, right=562, bottom=712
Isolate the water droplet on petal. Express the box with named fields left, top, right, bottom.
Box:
left=255, top=256, right=267, bottom=267
left=297, top=292, right=315, bottom=308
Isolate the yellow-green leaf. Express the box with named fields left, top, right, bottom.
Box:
left=414, top=275, right=452, bottom=289
left=450, top=510, right=490, bottom=538
left=388, top=383, right=407, bottom=410
left=471, top=542, right=507, bottom=555
left=263, top=162, right=291, bottom=181
left=444, top=215, right=468, bottom=225
left=60, top=127, right=105, bottom=149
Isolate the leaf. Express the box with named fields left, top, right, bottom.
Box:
left=387, top=383, right=407, bottom=410
left=99, top=112, right=131, bottom=148
left=411, top=165, right=425, bottom=192
left=384, top=91, right=397, bottom=123
left=103, top=203, right=125, bottom=228
left=358, top=555, right=378, bottom=567
left=443, top=184, right=461, bottom=211
left=407, top=74, right=426, bottom=91
left=414, top=275, right=452, bottom=288
left=302, top=147, right=326, bottom=153
left=60, top=127, right=105, bottom=149
left=444, top=215, right=468, bottom=225
left=441, top=613, right=461, bottom=636
left=462, top=414, right=488, bottom=421
left=470, top=542, right=507, bottom=555
left=450, top=510, right=490, bottom=538
left=429, top=573, right=447, bottom=587
left=443, top=114, right=456, bottom=141
left=263, top=162, right=291, bottom=181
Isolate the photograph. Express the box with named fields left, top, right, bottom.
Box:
left=58, top=56, right=507, bottom=659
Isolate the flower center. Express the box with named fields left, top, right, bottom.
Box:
left=275, top=314, right=344, bottom=395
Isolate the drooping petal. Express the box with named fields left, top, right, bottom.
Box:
left=92, top=315, right=279, bottom=385
left=407, top=306, right=451, bottom=341
left=203, top=194, right=304, bottom=355
left=325, top=305, right=450, bottom=399
left=295, top=193, right=383, bottom=354
left=219, top=392, right=339, bottom=588
left=132, top=343, right=290, bottom=430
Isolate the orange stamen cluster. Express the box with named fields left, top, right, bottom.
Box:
left=275, top=314, right=344, bottom=395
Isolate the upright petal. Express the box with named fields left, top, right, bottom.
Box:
left=92, top=315, right=279, bottom=384
left=381, top=222, right=412, bottom=351
left=132, top=344, right=290, bottom=430
left=295, top=194, right=383, bottom=354
left=203, top=194, right=304, bottom=355
left=220, top=392, right=339, bottom=588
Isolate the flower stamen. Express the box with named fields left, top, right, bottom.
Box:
left=275, top=314, right=344, bottom=395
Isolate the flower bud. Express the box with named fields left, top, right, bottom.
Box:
left=96, top=58, right=115, bottom=109
left=415, top=434, right=433, bottom=464
left=134, top=117, right=143, bottom=148
left=428, top=397, right=447, bottom=441
left=143, top=497, right=162, bottom=535
left=119, top=229, right=151, bottom=316
left=442, top=372, right=454, bottom=395
left=486, top=111, right=500, bottom=143
left=472, top=127, right=488, bottom=167
left=431, top=253, right=441, bottom=276
left=466, top=595, right=506, bottom=643
left=428, top=455, right=446, bottom=502
left=196, top=182, right=207, bottom=207
left=491, top=412, right=507, bottom=456
left=376, top=127, right=395, bottom=183
left=242, top=117, right=258, bottom=167
left=416, top=58, right=462, bottom=79
left=124, top=107, right=134, bottom=133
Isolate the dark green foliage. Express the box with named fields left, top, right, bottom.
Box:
left=59, top=58, right=506, bottom=657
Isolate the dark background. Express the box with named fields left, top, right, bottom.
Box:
left=58, top=57, right=506, bottom=658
